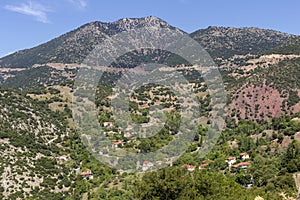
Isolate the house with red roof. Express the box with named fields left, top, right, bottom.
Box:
left=226, top=157, right=237, bottom=166
left=199, top=163, right=208, bottom=169
left=233, top=162, right=251, bottom=169
left=81, top=169, right=93, bottom=179
left=182, top=164, right=196, bottom=172
left=112, top=140, right=124, bottom=148
left=142, top=161, right=154, bottom=171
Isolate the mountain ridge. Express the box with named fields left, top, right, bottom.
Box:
left=190, top=26, right=296, bottom=59
left=0, top=16, right=179, bottom=69
left=0, top=16, right=297, bottom=69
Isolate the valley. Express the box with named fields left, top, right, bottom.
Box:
left=1, top=16, right=300, bottom=199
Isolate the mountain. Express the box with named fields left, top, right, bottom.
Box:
left=190, top=26, right=296, bottom=59
left=0, top=18, right=296, bottom=70
left=1, top=16, right=300, bottom=125
left=0, top=16, right=179, bottom=69
left=1, top=16, right=300, bottom=121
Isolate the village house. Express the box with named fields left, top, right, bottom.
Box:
left=74, top=167, right=81, bottom=175
left=226, top=157, right=237, bottom=165
left=240, top=153, right=250, bottom=160
left=182, top=164, right=196, bottom=172
left=233, top=162, right=251, bottom=169
left=199, top=163, right=208, bottom=169
left=142, top=161, right=154, bottom=171
left=55, top=154, right=70, bottom=161
left=103, top=122, right=114, bottom=128
left=81, top=169, right=93, bottom=179
left=112, top=140, right=124, bottom=148
left=124, top=132, right=132, bottom=138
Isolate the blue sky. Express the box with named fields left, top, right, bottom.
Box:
left=0, top=0, right=299, bottom=58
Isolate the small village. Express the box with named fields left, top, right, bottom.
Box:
left=53, top=119, right=254, bottom=188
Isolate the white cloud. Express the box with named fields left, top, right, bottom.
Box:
left=67, top=0, right=88, bottom=9
left=4, top=1, right=51, bottom=23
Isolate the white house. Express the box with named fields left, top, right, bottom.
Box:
left=124, top=132, right=132, bottom=138
left=240, top=153, right=250, bottom=160
left=226, top=157, right=237, bottom=165
left=142, top=161, right=154, bottom=171
left=103, top=122, right=114, bottom=128
left=55, top=154, right=70, bottom=161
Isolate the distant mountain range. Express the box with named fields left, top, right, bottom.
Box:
left=0, top=16, right=296, bottom=69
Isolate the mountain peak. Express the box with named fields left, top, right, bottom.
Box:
left=105, top=16, right=173, bottom=33
left=0, top=16, right=181, bottom=68
left=115, top=16, right=165, bottom=23
left=65, top=16, right=176, bottom=43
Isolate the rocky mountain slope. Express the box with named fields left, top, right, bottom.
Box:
left=0, top=86, right=113, bottom=199
left=190, top=26, right=296, bottom=59
left=0, top=88, right=72, bottom=199
left=0, top=16, right=179, bottom=69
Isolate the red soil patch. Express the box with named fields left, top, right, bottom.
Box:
left=291, top=89, right=300, bottom=113
left=228, top=81, right=287, bottom=121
